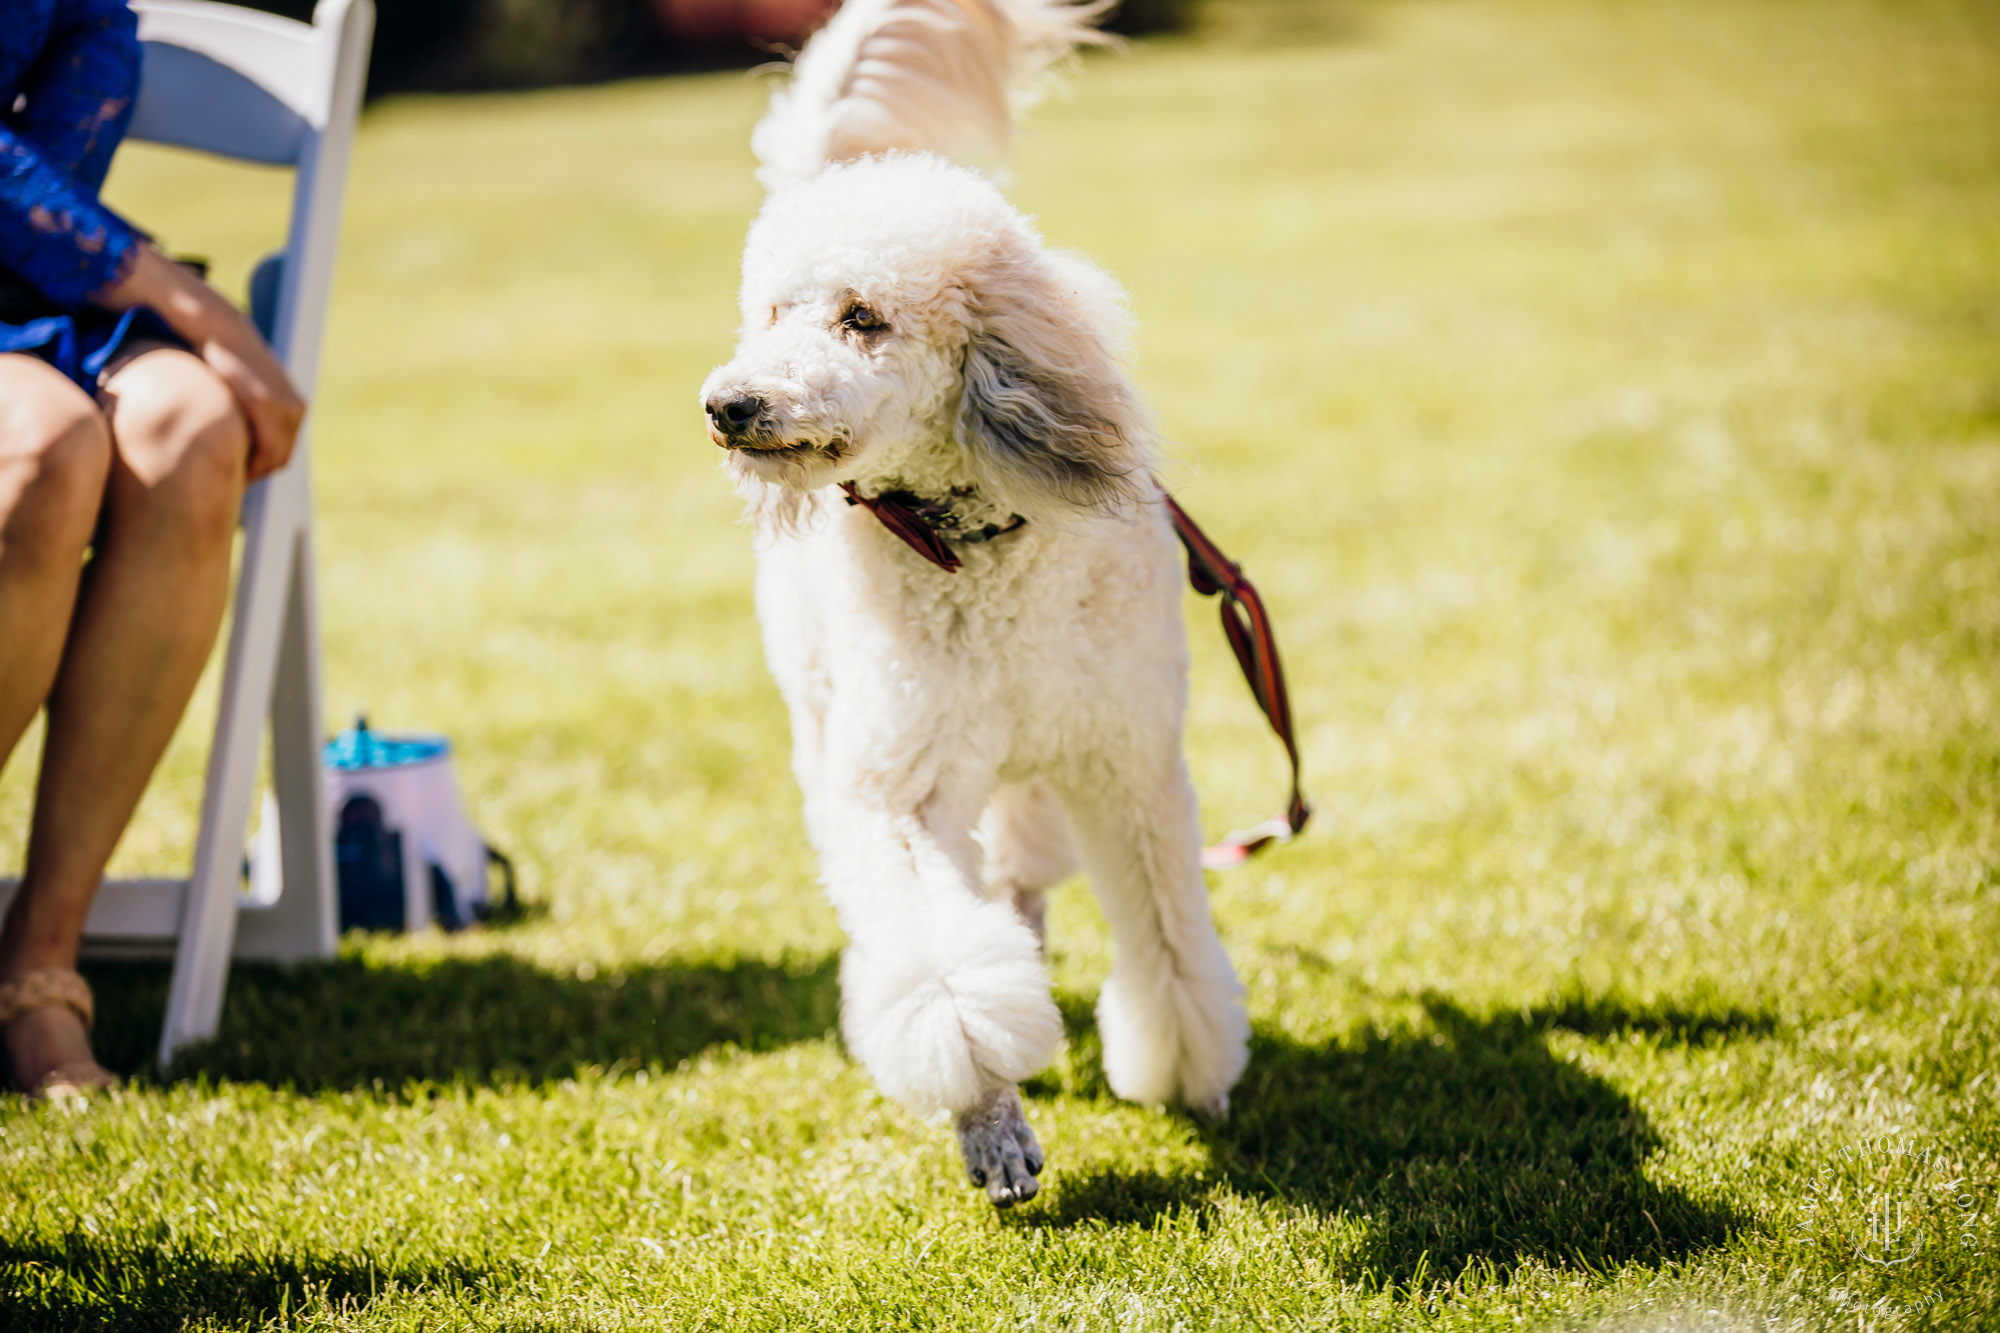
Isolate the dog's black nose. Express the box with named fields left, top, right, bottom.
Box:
left=706, top=394, right=764, bottom=433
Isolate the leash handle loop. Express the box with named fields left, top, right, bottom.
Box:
left=1163, top=493, right=1312, bottom=868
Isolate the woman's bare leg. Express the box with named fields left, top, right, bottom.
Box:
left=2, top=344, right=246, bottom=1089
left=0, top=355, right=110, bottom=776
left=0, top=353, right=113, bottom=1091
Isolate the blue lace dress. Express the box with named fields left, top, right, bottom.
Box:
left=1, top=0, right=179, bottom=388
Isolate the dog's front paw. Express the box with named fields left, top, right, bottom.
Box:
left=955, top=1086, right=1043, bottom=1208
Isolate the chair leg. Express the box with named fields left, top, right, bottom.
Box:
left=158, top=486, right=298, bottom=1068
left=234, top=524, right=336, bottom=962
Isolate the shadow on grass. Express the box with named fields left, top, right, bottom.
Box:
left=1030, top=992, right=1757, bottom=1284
left=81, top=948, right=838, bottom=1091
left=0, top=1233, right=490, bottom=1333
left=71, top=953, right=1753, bottom=1288
left=1, top=953, right=832, bottom=1330
left=1522, top=991, right=1779, bottom=1044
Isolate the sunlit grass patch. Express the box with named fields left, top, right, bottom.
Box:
left=3, top=0, right=1998, bottom=1327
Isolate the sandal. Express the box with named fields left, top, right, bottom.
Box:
left=0, top=967, right=118, bottom=1099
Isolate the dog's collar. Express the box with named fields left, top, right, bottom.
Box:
left=838, top=482, right=1027, bottom=573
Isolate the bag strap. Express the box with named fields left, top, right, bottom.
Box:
left=481, top=843, right=521, bottom=921
left=1162, top=493, right=1312, bottom=868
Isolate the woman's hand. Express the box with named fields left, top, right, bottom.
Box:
left=187, top=318, right=308, bottom=482
left=100, top=243, right=307, bottom=481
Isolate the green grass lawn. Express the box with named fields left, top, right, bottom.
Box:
left=4, top=0, right=1999, bottom=1326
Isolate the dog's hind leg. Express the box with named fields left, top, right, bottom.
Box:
left=976, top=780, right=1078, bottom=948
left=1064, top=756, right=1249, bottom=1117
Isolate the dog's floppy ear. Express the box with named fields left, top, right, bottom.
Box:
left=955, top=245, right=1149, bottom=513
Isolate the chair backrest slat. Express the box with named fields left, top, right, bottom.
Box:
left=123, top=0, right=372, bottom=396
left=129, top=43, right=307, bottom=165
left=129, top=0, right=332, bottom=165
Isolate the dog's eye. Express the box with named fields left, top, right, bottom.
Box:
left=839, top=302, right=889, bottom=335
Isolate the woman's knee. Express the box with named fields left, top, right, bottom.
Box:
left=0, top=377, right=113, bottom=559
left=104, top=351, right=248, bottom=544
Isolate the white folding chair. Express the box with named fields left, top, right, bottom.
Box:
left=0, top=0, right=374, bottom=1066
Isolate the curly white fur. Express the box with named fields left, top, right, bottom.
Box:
left=700, top=0, right=1248, bottom=1190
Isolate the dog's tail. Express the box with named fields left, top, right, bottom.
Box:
left=752, top=0, right=1114, bottom=192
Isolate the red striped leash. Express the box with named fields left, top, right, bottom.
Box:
left=1162, top=494, right=1312, bottom=869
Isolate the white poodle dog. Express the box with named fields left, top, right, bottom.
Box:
left=699, top=0, right=1248, bottom=1206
